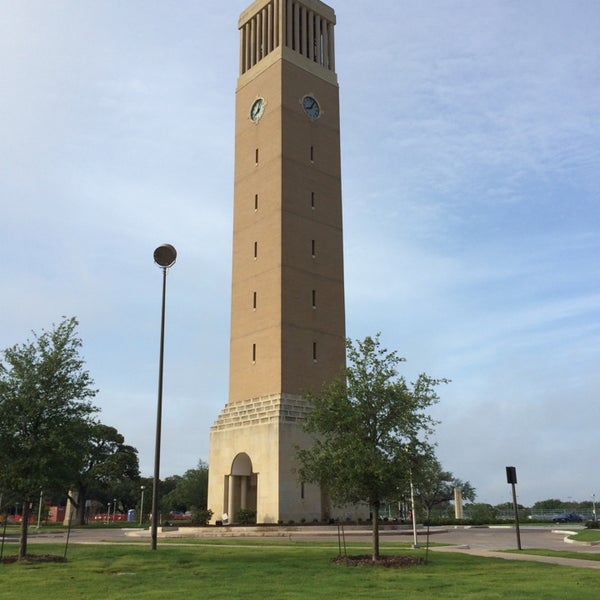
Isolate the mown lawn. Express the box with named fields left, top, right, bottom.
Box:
left=0, top=542, right=598, bottom=599
left=569, top=529, right=600, bottom=543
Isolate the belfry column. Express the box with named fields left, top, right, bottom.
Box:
left=228, top=476, right=235, bottom=519
left=241, top=478, right=248, bottom=510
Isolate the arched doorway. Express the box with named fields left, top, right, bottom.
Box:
left=226, top=453, right=257, bottom=523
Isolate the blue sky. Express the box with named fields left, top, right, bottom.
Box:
left=2, top=0, right=599, bottom=507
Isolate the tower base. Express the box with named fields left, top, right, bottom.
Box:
left=208, top=393, right=328, bottom=524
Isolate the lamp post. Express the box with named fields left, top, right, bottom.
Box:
left=113, top=498, right=117, bottom=522
left=593, top=494, right=596, bottom=521
left=36, top=490, right=44, bottom=529
left=140, top=485, right=145, bottom=526
left=151, top=244, right=177, bottom=551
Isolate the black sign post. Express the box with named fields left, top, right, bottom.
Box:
left=506, top=466, right=522, bottom=550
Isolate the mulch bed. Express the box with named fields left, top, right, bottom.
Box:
left=1, top=554, right=67, bottom=564
left=331, top=554, right=424, bottom=568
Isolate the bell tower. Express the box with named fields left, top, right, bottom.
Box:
left=208, top=0, right=347, bottom=524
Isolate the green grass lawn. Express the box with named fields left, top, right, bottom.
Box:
left=1, top=542, right=599, bottom=599
left=569, top=529, right=600, bottom=543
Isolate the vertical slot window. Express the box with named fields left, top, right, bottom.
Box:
left=311, top=191, right=315, bottom=209
left=311, top=239, right=316, bottom=257
left=254, top=193, right=259, bottom=211
left=252, top=343, right=257, bottom=363
left=312, top=289, right=316, bottom=309
left=310, top=145, right=314, bottom=162
left=312, top=342, right=318, bottom=362
left=255, top=148, right=259, bottom=164
left=254, top=241, right=258, bottom=259
left=253, top=291, right=257, bottom=310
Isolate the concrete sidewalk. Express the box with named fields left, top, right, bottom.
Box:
left=431, top=544, right=600, bottom=569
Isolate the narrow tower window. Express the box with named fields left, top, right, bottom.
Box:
left=312, top=342, right=318, bottom=362
left=311, top=191, right=315, bottom=209
left=311, top=239, right=316, bottom=257
left=255, top=148, right=259, bottom=164
left=254, top=241, right=258, bottom=258
left=254, top=193, right=259, bottom=211
left=252, top=343, right=257, bottom=363
left=312, top=289, right=316, bottom=309
left=310, top=145, right=314, bottom=162
left=253, top=291, right=257, bottom=310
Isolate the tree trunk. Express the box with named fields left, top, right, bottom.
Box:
left=371, top=501, right=380, bottom=561
left=75, top=487, right=86, bottom=526
left=19, top=500, right=30, bottom=560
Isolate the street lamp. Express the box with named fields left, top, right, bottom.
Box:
left=593, top=494, right=597, bottom=521
left=139, top=486, right=145, bottom=526
left=151, top=244, right=177, bottom=551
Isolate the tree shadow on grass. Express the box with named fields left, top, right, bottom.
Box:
left=1, top=554, right=67, bottom=564
left=331, top=555, right=424, bottom=568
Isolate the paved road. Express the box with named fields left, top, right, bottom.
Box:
left=416, top=525, right=598, bottom=552
left=284, top=524, right=595, bottom=551
left=7, top=524, right=599, bottom=556
left=426, top=526, right=600, bottom=569
left=4, top=524, right=591, bottom=549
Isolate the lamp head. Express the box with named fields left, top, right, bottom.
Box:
left=154, top=244, right=177, bottom=268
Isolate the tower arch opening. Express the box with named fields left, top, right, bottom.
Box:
left=226, top=452, right=258, bottom=522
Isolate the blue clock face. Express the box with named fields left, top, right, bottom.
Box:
left=250, top=98, right=265, bottom=122
left=302, top=95, right=320, bottom=120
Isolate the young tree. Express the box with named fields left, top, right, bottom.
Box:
left=297, top=334, right=447, bottom=561
left=0, top=317, right=98, bottom=559
left=411, top=455, right=476, bottom=521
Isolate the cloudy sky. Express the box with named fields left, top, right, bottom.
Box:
left=2, top=0, right=599, bottom=507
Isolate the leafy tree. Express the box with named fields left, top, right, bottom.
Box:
left=70, top=423, right=140, bottom=524
left=452, top=478, right=476, bottom=505
left=411, top=456, right=476, bottom=521
left=162, top=461, right=209, bottom=513
left=465, top=503, right=498, bottom=523
left=0, top=318, right=98, bottom=558
left=297, top=334, right=446, bottom=561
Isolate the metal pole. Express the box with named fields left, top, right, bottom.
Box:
left=151, top=266, right=168, bottom=550
left=511, top=482, right=522, bottom=550
left=409, top=472, right=419, bottom=548
left=139, top=486, right=145, bottom=526
left=37, top=490, right=43, bottom=529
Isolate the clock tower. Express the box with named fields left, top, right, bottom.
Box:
left=208, top=0, right=350, bottom=524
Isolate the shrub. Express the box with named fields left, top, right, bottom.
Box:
left=236, top=509, right=257, bottom=525
left=191, top=508, right=213, bottom=526
left=586, top=520, right=600, bottom=529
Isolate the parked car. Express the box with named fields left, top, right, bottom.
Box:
left=552, top=513, right=584, bottom=523
left=168, top=511, right=189, bottom=520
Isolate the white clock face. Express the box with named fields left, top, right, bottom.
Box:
left=250, top=98, right=265, bottom=122
left=302, top=95, right=320, bottom=120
